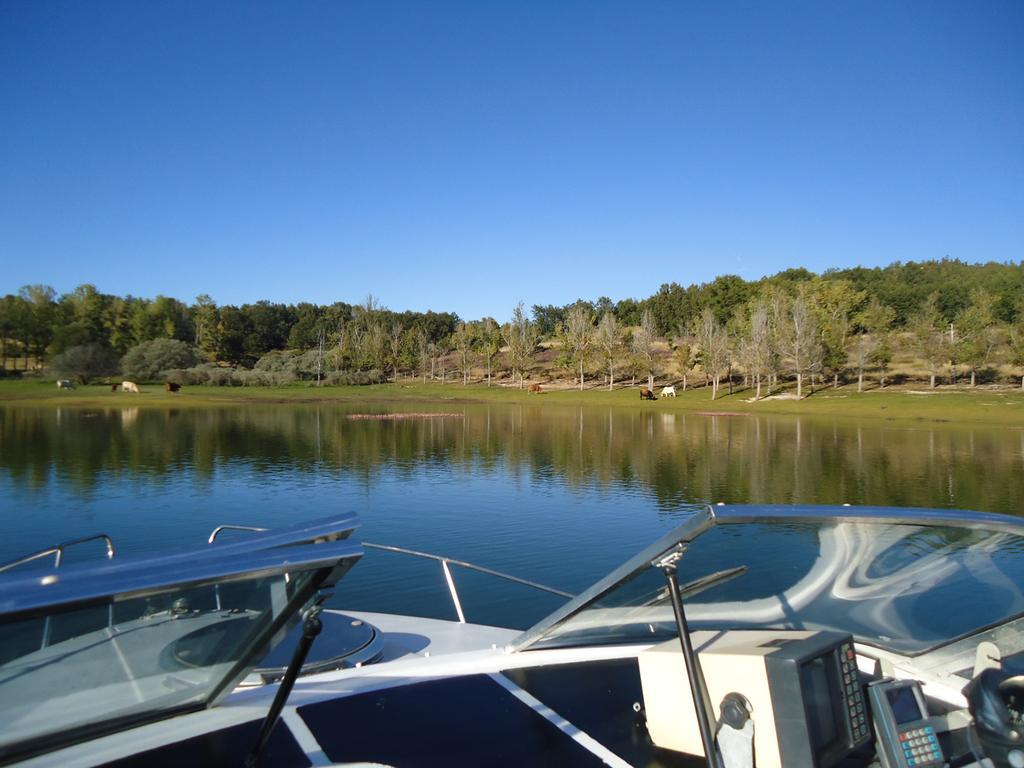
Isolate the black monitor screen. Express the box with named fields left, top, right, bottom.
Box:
left=799, top=653, right=845, bottom=756
left=886, top=686, right=923, bottom=725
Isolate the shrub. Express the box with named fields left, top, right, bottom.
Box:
left=232, top=370, right=296, bottom=387
left=50, top=344, right=120, bottom=384
left=322, top=369, right=387, bottom=386
left=163, top=363, right=236, bottom=386
left=253, top=350, right=301, bottom=373
left=121, top=339, right=201, bottom=382
left=254, top=349, right=324, bottom=380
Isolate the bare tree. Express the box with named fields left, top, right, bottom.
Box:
left=746, top=300, right=771, bottom=399
left=595, top=312, right=622, bottom=391
left=479, top=318, right=500, bottom=387
left=501, top=302, right=538, bottom=389
left=452, top=322, right=473, bottom=385
left=631, top=309, right=659, bottom=391
left=315, top=326, right=326, bottom=386
left=560, top=304, right=595, bottom=391
left=388, top=322, right=403, bottom=382
left=693, top=309, right=730, bottom=400
left=781, top=290, right=821, bottom=399
left=413, top=328, right=429, bottom=383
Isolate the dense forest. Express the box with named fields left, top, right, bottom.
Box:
left=2, top=259, right=1023, bottom=393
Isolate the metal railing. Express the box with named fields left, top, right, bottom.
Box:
left=0, top=534, right=117, bottom=649
left=206, top=525, right=575, bottom=624
left=362, top=542, right=573, bottom=624
left=208, top=525, right=268, bottom=544
left=0, top=533, right=116, bottom=574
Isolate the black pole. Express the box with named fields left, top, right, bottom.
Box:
left=244, top=608, right=324, bottom=768
left=656, top=550, right=724, bottom=768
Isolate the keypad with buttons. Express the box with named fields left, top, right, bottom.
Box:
left=840, top=643, right=870, bottom=744
left=897, top=725, right=942, bottom=766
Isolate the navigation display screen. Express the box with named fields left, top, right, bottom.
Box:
left=886, top=686, right=923, bottom=725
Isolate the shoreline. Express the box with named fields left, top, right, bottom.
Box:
left=2, top=379, right=1023, bottom=427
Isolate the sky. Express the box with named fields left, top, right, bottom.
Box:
left=1, top=1, right=1022, bottom=321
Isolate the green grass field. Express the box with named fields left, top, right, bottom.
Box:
left=3, top=377, right=1023, bottom=426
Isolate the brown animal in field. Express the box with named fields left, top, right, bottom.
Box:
left=165, top=382, right=181, bottom=392
left=528, top=383, right=543, bottom=394
left=640, top=388, right=656, bottom=400
left=111, top=383, right=119, bottom=392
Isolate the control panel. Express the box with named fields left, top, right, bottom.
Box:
left=867, top=678, right=944, bottom=768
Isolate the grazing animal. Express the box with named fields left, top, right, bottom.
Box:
left=111, top=383, right=119, bottom=392
left=56, top=379, right=75, bottom=390
left=165, top=382, right=181, bottom=392
left=660, top=386, right=676, bottom=398
left=528, top=383, right=543, bottom=394
left=121, top=381, right=140, bottom=394
left=640, top=388, right=656, bottom=400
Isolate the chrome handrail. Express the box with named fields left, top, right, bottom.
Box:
left=0, top=533, right=116, bottom=574
left=0, top=534, right=117, bottom=649
left=208, top=525, right=269, bottom=544
left=363, top=542, right=573, bottom=624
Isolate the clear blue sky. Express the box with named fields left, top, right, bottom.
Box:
left=2, top=1, right=1021, bottom=321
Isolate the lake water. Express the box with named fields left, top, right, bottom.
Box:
left=2, top=403, right=1022, bottom=629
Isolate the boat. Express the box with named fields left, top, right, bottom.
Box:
left=2, top=504, right=1024, bottom=767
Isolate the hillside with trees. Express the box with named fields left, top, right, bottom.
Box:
left=2, top=259, right=1023, bottom=394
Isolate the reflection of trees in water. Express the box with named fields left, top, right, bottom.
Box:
left=1, top=406, right=1022, bottom=515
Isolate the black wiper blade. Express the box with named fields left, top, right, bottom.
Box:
left=643, top=565, right=747, bottom=607
left=678, top=565, right=748, bottom=601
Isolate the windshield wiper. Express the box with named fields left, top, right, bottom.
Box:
left=644, top=565, right=748, bottom=606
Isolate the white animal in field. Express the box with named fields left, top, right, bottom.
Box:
left=56, top=379, right=75, bottom=390
left=121, top=381, right=140, bottom=393
left=660, top=385, right=676, bottom=398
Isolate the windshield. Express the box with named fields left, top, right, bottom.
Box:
left=0, top=514, right=361, bottom=762
left=517, top=507, right=1024, bottom=656
left=0, top=571, right=316, bottom=752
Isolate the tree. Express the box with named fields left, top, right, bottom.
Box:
left=595, top=312, right=622, bottom=391
left=1010, top=323, right=1024, bottom=391
left=672, top=340, right=693, bottom=392
left=559, top=304, right=595, bottom=391
left=631, top=309, right=659, bottom=391
left=413, top=327, right=430, bottom=383
left=856, top=297, right=896, bottom=389
left=956, top=288, right=1001, bottom=386
left=810, top=278, right=864, bottom=388
left=910, top=292, right=950, bottom=388
left=478, top=318, right=501, bottom=386
left=451, top=322, right=474, bottom=385
left=192, top=295, right=221, bottom=361
left=121, top=339, right=202, bottom=381
left=51, top=344, right=119, bottom=384
left=745, top=299, right=772, bottom=399
left=501, top=302, right=538, bottom=389
left=693, top=308, right=730, bottom=400
left=780, top=289, right=821, bottom=399
left=388, top=322, right=404, bottom=382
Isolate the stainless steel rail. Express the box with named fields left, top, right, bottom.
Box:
left=362, top=542, right=573, bottom=624
left=0, top=533, right=116, bottom=574
left=0, top=534, right=117, bottom=649
left=208, top=525, right=268, bottom=544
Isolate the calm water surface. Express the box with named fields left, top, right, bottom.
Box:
left=2, top=404, right=1022, bottom=628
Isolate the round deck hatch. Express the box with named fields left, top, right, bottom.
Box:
left=250, top=611, right=384, bottom=683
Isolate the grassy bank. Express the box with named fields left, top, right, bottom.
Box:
left=3, top=378, right=1024, bottom=426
